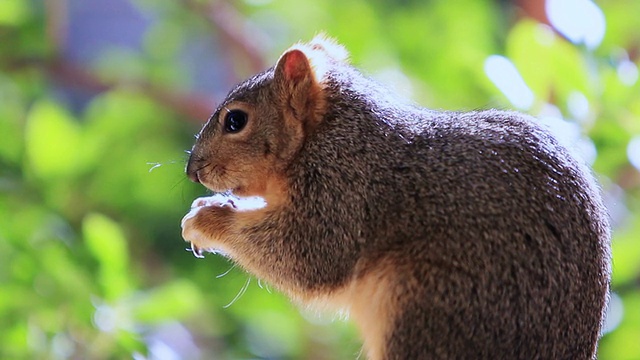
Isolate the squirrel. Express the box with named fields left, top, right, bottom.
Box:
left=181, top=36, right=611, bottom=359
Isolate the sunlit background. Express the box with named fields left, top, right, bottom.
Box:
left=1, top=0, right=639, bottom=358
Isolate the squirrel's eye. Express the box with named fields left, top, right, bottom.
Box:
left=223, top=110, right=248, bottom=133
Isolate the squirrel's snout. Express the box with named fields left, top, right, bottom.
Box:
left=186, top=156, right=202, bottom=183
left=188, top=170, right=201, bottom=183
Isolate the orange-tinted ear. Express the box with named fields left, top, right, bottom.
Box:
left=278, top=49, right=312, bottom=84
left=274, top=48, right=325, bottom=129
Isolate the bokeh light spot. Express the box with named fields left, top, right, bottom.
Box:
left=546, top=0, right=605, bottom=50
left=627, top=135, right=640, bottom=171
left=618, top=59, right=639, bottom=87
left=484, top=55, right=534, bottom=110
left=602, top=292, right=624, bottom=335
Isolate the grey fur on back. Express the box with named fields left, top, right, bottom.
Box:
left=273, top=63, right=612, bottom=359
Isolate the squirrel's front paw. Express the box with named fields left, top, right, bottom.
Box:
left=181, top=207, right=209, bottom=258
left=181, top=197, right=236, bottom=258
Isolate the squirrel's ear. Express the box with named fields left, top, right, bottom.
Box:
left=276, top=49, right=313, bottom=84
left=274, top=48, right=326, bottom=128
left=273, top=36, right=348, bottom=128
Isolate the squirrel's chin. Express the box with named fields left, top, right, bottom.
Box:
left=200, top=180, right=233, bottom=194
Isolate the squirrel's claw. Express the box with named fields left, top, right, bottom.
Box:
left=187, top=242, right=205, bottom=258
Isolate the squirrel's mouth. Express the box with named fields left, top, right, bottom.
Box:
left=189, top=162, right=238, bottom=192
left=198, top=175, right=237, bottom=194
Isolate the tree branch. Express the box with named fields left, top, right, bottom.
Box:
left=9, top=0, right=273, bottom=124
left=50, top=59, right=215, bottom=122
left=181, top=0, right=269, bottom=74
left=7, top=57, right=214, bottom=123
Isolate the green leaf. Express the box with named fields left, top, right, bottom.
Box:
left=0, top=76, right=26, bottom=164
left=133, top=280, right=204, bottom=323
left=83, top=213, right=132, bottom=300
left=611, top=217, right=640, bottom=287
left=25, top=100, right=83, bottom=179
left=599, top=291, right=640, bottom=360
left=0, top=321, right=29, bottom=358
left=39, top=243, right=94, bottom=302
left=0, top=0, right=30, bottom=26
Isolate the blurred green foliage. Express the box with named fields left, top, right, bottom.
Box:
left=0, top=0, right=638, bottom=358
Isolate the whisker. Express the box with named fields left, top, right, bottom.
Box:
left=216, top=264, right=236, bottom=278
left=147, top=159, right=183, bottom=173
left=195, top=163, right=210, bottom=172
left=147, top=162, right=163, bottom=172
left=192, top=155, right=207, bottom=163
left=221, top=168, right=242, bottom=174
left=171, top=176, right=188, bottom=192
left=256, top=279, right=273, bottom=294
left=223, top=277, right=251, bottom=308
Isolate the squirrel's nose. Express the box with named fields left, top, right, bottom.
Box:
left=185, top=155, right=201, bottom=183
left=188, top=170, right=201, bottom=183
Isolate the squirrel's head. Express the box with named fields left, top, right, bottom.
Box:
left=186, top=35, right=348, bottom=202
